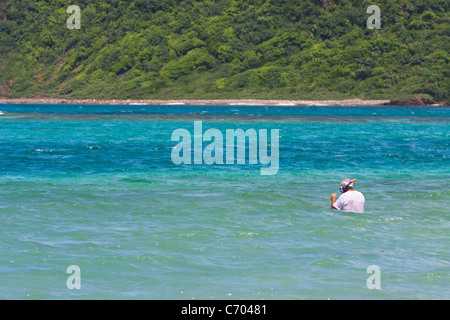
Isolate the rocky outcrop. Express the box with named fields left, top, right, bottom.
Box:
left=383, top=96, right=433, bottom=106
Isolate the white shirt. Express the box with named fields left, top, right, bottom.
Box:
left=333, top=190, right=365, bottom=213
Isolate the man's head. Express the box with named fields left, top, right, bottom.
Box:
left=339, top=179, right=356, bottom=193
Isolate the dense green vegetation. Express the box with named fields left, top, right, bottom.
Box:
left=0, top=0, right=448, bottom=101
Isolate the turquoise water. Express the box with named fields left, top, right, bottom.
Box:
left=0, top=104, right=448, bottom=299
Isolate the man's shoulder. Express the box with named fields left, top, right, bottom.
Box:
left=352, top=191, right=365, bottom=200
left=347, top=190, right=365, bottom=198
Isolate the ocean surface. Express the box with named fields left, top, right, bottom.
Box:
left=0, top=103, right=448, bottom=299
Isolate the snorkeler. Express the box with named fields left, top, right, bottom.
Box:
left=331, top=179, right=365, bottom=213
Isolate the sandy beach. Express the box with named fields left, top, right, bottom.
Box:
left=0, top=97, right=447, bottom=107
left=0, top=97, right=391, bottom=106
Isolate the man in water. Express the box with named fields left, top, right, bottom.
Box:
left=331, top=179, right=365, bottom=213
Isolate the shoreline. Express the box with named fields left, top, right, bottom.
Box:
left=0, top=97, right=447, bottom=107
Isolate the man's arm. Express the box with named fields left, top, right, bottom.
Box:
left=331, top=193, right=337, bottom=210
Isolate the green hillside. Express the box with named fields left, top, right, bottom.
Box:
left=0, top=0, right=448, bottom=101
